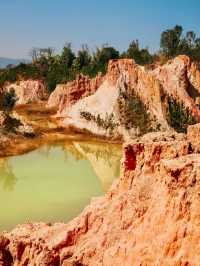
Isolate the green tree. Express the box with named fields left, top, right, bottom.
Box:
left=2, top=88, right=18, bottom=112
left=167, top=96, right=196, bottom=133
left=60, top=43, right=75, bottom=68
left=193, top=38, right=200, bottom=60
left=160, top=25, right=183, bottom=58
left=92, top=46, right=119, bottom=74
left=160, top=25, right=200, bottom=60
left=126, top=40, right=153, bottom=65
left=72, top=45, right=91, bottom=71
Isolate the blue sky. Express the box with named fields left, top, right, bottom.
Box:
left=0, top=0, right=200, bottom=58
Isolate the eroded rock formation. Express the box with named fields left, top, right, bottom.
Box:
left=152, top=55, right=200, bottom=120
left=1, top=125, right=200, bottom=265
left=187, top=123, right=200, bottom=152
left=5, top=80, right=49, bottom=105
left=60, top=61, right=164, bottom=138
left=57, top=56, right=200, bottom=139
left=47, top=73, right=104, bottom=116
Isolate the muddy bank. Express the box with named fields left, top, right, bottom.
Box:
left=0, top=103, right=122, bottom=158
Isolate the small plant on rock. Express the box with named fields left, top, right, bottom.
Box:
left=0, top=88, right=21, bottom=133
left=2, top=88, right=18, bottom=112
left=80, top=111, right=118, bottom=133
left=117, top=89, right=154, bottom=135
left=167, top=96, right=197, bottom=133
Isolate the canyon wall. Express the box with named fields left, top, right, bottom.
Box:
left=1, top=125, right=200, bottom=265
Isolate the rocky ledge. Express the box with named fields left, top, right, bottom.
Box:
left=1, top=124, right=200, bottom=265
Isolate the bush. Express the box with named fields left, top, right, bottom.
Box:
left=2, top=113, right=22, bottom=133
left=2, top=88, right=18, bottom=111
left=117, top=89, right=154, bottom=135
left=0, top=63, right=41, bottom=88
left=80, top=111, right=118, bottom=132
left=167, top=96, right=197, bottom=133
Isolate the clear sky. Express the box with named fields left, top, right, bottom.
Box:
left=0, top=0, right=200, bottom=59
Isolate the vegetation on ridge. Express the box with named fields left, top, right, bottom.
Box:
left=0, top=25, right=200, bottom=93
left=2, top=88, right=18, bottom=112
left=80, top=111, right=118, bottom=134
left=117, top=89, right=157, bottom=135
left=0, top=89, right=23, bottom=134
left=167, top=96, right=197, bottom=133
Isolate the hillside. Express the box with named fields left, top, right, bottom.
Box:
left=49, top=56, right=200, bottom=139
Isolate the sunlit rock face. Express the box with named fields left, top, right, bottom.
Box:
left=46, top=56, right=200, bottom=139
left=62, top=59, right=170, bottom=139
left=152, top=55, right=200, bottom=121
left=47, top=73, right=104, bottom=116
left=187, top=123, right=200, bottom=152
left=1, top=126, right=200, bottom=265
left=4, top=80, right=49, bottom=104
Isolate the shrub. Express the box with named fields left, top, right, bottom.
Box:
left=2, top=114, right=22, bottom=133
left=167, top=96, right=197, bottom=133
left=2, top=88, right=18, bottom=111
left=117, top=89, right=154, bottom=135
left=80, top=111, right=118, bottom=132
left=0, top=63, right=41, bottom=87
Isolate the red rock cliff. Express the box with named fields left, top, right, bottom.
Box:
left=1, top=126, right=200, bottom=265
left=48, top=56, right=200, bottom=134
left=47, top=73, right=104, bottom=116
left=56, top=56, right=200, bottom=139
left=152, top=55, right=200, bottom=121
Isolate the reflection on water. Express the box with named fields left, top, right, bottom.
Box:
left=0, top=140, right=121, bottom=231
left=73, top=142, right=121, bottom=190
left=0, top=160, right=17, bottom=191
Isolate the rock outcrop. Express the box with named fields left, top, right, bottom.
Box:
left=47, top=74, right=104, bottom=116
left=59, top=56, right=200, bottom=139
left=60, top=60, right=166, bottom=138
left=1, top=125, right=200, bottom=265
left=0, top=110, right=35, bottom=137
left=5, top=80, right=49, bottom=105
left=187, top=123, right=200, bottom=152
left=152, top=55, right=200, bottom=121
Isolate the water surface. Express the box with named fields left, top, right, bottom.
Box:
left=0, top=140, right=121, bottom=231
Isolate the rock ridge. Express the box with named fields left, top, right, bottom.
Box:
left=1, top=125, right=200, bottom=265
left=56, top=56, right=200, bottom=139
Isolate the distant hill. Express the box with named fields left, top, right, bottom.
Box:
left=0, top=57, right=30, bottom=69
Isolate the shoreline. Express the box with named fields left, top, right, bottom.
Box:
left=0, top=103, right=122, bottom=159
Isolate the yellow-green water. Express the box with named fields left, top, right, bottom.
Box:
left=0, top=140, right=121, bottom=231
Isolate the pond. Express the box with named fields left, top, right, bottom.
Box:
left=0, top=140, right=122, bottom=231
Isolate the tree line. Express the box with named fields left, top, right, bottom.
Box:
left=1, top=25, right=200, bottom=92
